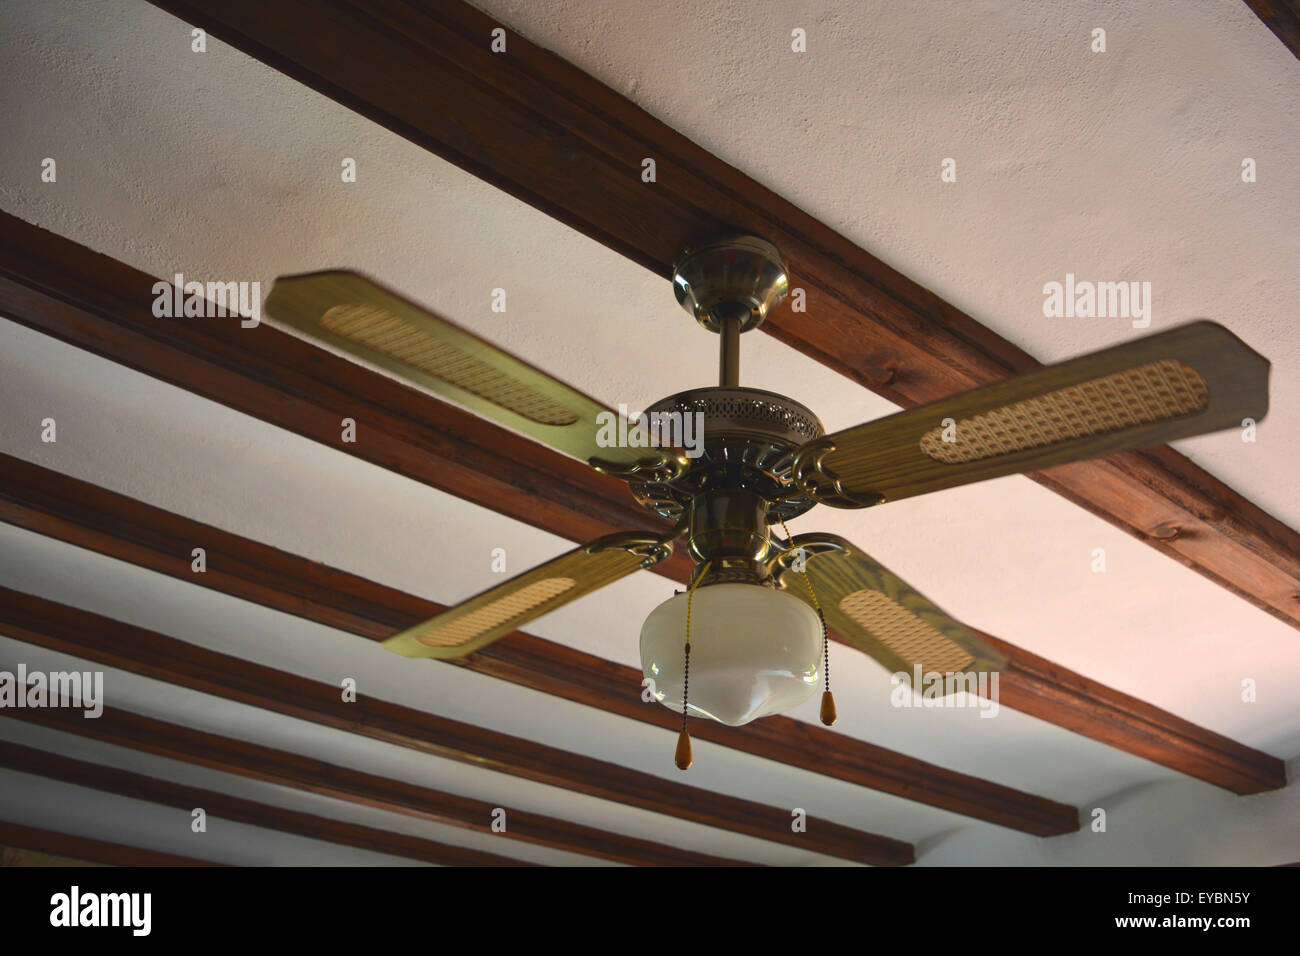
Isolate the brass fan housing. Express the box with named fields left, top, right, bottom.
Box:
left=625, top=386, right=825, bottom=529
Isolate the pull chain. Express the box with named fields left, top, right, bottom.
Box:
left=676, top=560, right=712, bottom=770
left=780, top=519, right=837, bottom=726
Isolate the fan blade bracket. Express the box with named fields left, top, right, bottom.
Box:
left=765, top=530, right=853, bottom=582
left=791, top=438, right=887, bottom=509
left=588, top=451, right=688, bottom=485
left=585, top=524, right=687, bottom=568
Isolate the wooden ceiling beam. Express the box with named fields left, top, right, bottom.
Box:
left=139, top=0, right=1300, bottom=630
left=0, top=215, right=1282, bottom=794
left=0, top=587, right=914, bottom=865
left=0, top=820, right=219, bottom=867
left=1243, top=0, right=1300, bottom=58
left=0, top=740, right=529, bottom=866
left=0, top=453, right=1078, bottom=836
left=0, top=698, right=744, bottom=867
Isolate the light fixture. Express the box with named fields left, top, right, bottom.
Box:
left=639, top=582, right=822, bottom=726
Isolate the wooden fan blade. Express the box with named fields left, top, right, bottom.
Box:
left=794, top=321, right=1269, bottom=507
left=265, top=271, right=683, bottom=476
left=778, top=534, right=1004, bottom=679
left=383, top=532, right=672, bottom=660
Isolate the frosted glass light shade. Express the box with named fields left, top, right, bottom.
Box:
left=639, top=583, right=822, bottom=726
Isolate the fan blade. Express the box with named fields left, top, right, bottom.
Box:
left=776, top=534, right=1004, bottom=679
left=383, top=532, right=673, bottom=660
left=793, top=321, right=1268, bottom=507
left=265, top=271, right=684, bottom=477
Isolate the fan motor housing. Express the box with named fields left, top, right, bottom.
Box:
left=626, top=386, right=824, bottom=527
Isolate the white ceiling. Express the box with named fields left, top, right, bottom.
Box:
left=0, top=0, right=1296, bottom=865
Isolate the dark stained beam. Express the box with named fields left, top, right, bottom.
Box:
left=1242, top=0, right=1300, bottom=58
left=0, top=588, right=914, bottom=865
left=0, top=698, right=744, bottom=867
left=0, top=217, right=1282, bottom=794
left=0, top=741, right=529, bottom=866
left=137, top=0, right=1300, bottom=631
left=0, top=453, right=1078, bottom=836
left=0, top=819, right=218, bottom=866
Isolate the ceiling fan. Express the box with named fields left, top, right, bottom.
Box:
left=264, top=236, right=1269, bottom=769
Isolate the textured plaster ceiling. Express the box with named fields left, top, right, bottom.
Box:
left=0, top=0, right=1296, bottom=865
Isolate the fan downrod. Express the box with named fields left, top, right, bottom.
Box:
left=673, top=235, right=789, bottom=388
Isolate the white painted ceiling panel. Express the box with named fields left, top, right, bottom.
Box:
left=0, top=769, right=429, bottom=867
left=919, top=755, right=1300, bottom=867
left=0, top=720, right=617, bottom=866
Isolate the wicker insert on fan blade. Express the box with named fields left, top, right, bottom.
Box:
left=838, top=590, right=975, bottom=673
left=919, top=359, right=1209, bottom=464
left=321, top=304, right=579, bottom=426
left=388, top=540, right=652, bottom=659
left=413, top=577, right=577, bottom=648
